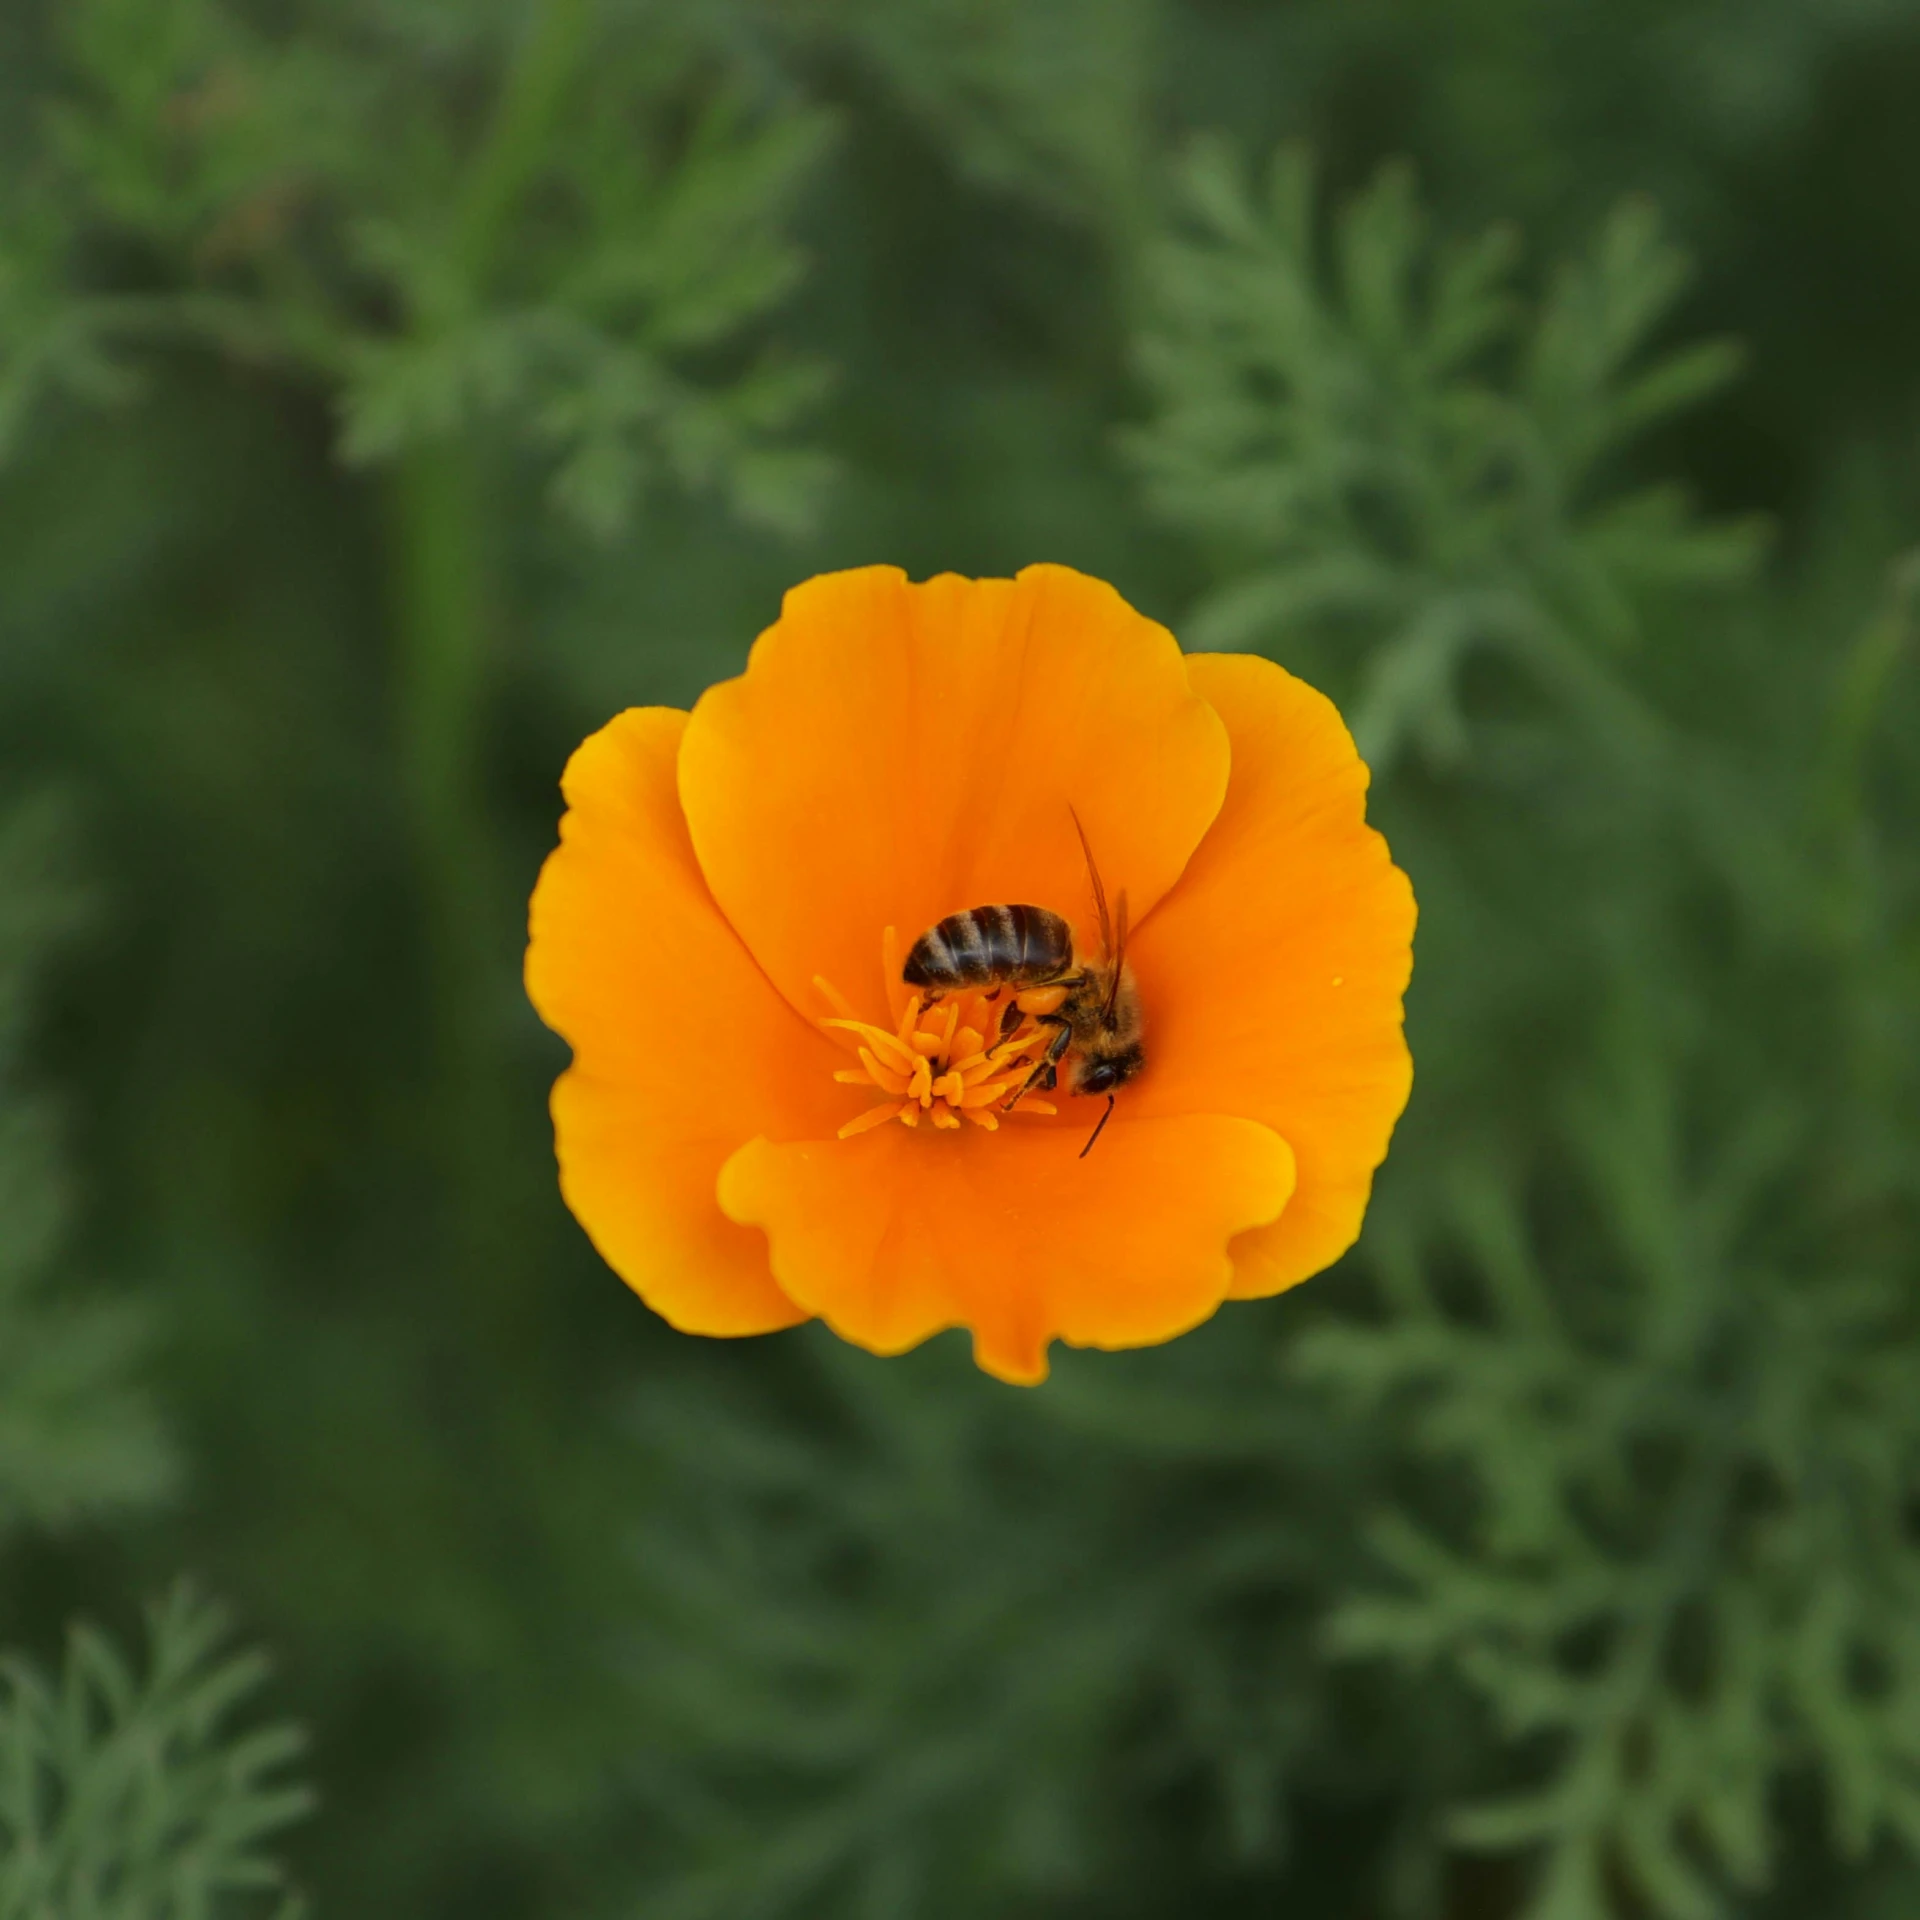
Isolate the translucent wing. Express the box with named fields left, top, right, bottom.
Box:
left=1068, top=804, right=1113, bottom=962
left=1102, top=890, right=1129, bottom=1024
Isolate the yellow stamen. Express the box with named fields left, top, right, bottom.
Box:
left=813, top=975, right=857, bottom=1020
left=826, top=1018, right=919, bottom=1076
left=839, top=1100, right=905, bottom=1139
left=969, top=1034, right=1040, bottom=1080
left=857, top=1047, right=910, bottom=1097
left=989, top=1028, right=1045, bottom=1065
left=962, top=1076, right=1023, bottom=1107
left=815, top=935, right=1076, bottom=1140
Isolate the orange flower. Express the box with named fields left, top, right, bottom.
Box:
left=525, top=565, right=1414, bottom=1384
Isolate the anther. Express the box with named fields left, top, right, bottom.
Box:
left=816, top=934, right=1071, bottom=1142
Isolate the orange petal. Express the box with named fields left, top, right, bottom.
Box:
left=717, top=1115, right=1294, bottom=1385
left=1128, top=654, right=1415, bottom=1297
left=678, top=566, right=1230, bottom=1020
left=526, top=708, right=847, bottom=1335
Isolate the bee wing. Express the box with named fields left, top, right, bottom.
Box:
left=1102, top=890, right=1129, bottom=1023
left=1068, top=804, right=1114, bottom=963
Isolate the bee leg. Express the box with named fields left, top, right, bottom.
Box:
left=1004, top=1017, right=1071, bottom=1112
left=997, top=998, right=1024, bottom=1041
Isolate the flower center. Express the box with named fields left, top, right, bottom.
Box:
left=814, top=928, right=1065, bottom=1139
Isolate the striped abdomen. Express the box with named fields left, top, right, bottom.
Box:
left=902, top=904, right=1072, bottom=991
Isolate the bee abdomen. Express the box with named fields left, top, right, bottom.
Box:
left=902, top=903, right=1071, bottom=990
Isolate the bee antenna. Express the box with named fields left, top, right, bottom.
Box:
left=1079, top=1094, right=1116, bottom=1159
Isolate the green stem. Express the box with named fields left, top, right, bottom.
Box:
left=454, top=0, right=593, bottom=275
left=384, top=0, right=593, bottom=1256
left=388, top=439, right=508, bottom=1247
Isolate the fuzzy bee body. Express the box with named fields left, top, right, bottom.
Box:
left=902, top=904, right=1072, bottom=992
left=1049, top=981, right=1144, bottom=1097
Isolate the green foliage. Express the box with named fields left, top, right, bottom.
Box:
left=790, top=0, right=1158, bottom=223
left=1125, top=143, right=1920, bottom=1920
left=0, top=803, right=300, bottom=1918
left=0, top=1588, right=311, bottom=1920
left=1125, top=142, right=1763, bottom=771
left=1300, top=1020, right=1920, bottom=1920
left=0, top=795, right=174, bottom=1538
left=4, top=0, right=833, bottom=537
left=3, top=4, right=1920, bottom=1918
left=620, top=1339, right=1349, bottom=1918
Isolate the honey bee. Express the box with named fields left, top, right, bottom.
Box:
left=902, top=811, right=1143, bottom=1156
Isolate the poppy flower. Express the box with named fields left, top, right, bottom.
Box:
left=525, top=565, right=1414, bottom=1384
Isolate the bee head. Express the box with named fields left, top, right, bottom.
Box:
left=1074, top=1041, right=1144, bottom=1097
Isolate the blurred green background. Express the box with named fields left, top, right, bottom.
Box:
left=2, top=2, right=1918, bottom=1916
